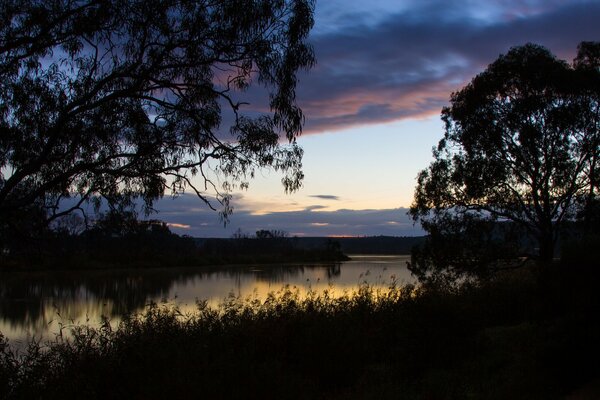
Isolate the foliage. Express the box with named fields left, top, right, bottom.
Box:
left=0, top=0, right=315, bottom=226
left=255, top=229, right=288, bottom=239
left=0, top=198, right=49, bottom=256
left=410, top=215, right=525, bottom=283
left=411, top=42, right=600, bottom=270
left=0, top=209, right=200, bottom=268
left=78, top=211, right=199, bottom=266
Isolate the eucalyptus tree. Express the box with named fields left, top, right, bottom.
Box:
left=411, top=42, right=600, bottom=268
left=0, top=0, right=315, bottom=228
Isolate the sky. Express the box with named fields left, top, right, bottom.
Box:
left=158, top=0, right=600, bottom=238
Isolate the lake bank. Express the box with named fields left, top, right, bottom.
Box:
left=1, top=235, right=425, bottom=271
left=0, top=243, right=351, bottom=271
left=2, top=261, right=599, bottom=399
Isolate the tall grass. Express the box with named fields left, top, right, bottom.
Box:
left=1, top=264, right=599, bottom=399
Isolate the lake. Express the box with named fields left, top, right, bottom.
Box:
left=0, top=255, right=413, bottom=348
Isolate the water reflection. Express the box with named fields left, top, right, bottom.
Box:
left=0, top=255, right=413, bottom=345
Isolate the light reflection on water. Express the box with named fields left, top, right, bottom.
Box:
left=0, top=255, right=413, bottom=347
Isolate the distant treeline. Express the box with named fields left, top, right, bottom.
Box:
left=0, top=214, right=350, bottom=269
left=196, top=236, right=427, bottom=255
left=1, top=211, right=200, bottom=269
left=197, top=236, right=349, bottom=265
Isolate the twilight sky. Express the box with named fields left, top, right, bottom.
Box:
left=159, top=0, right=600, bottom=238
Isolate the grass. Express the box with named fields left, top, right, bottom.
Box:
left=1, top=263, right=599, bottom=399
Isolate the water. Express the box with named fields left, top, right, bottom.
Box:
left=0, top=255, right=413, bottom=347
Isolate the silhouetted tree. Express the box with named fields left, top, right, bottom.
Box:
left=79, top=210, right=199, bottom=266
left=255, top=229, right=288, bottom=239
left=51, top=213, right=86, bottom=236
left=411, top=42, right=600, bottom=268
left=0, top=0, right=315, bottom=226
left=89, top=210, right=143, bottom=237
left=0, top=198, right=49, bottom=259
left=410, top=214, right=525, bottom=282
left=231, top=228, right=249, bottom=239
left=573, top=42, right=600, bottom=234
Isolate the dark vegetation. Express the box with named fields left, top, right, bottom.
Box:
left=0, top=212, right=348, bottom=268
left=411, top=42, right=600, bottom=277
left=0, top=0, right=314, bottom=227
left=1, top=258, right=599, bottom=399
left=197, top=235, right=426, bottom=260
left=2, top=210, right=198, bottom=268
left=288, top=235, right=426, bottom=255
left=200, top=235, right=349, bottom=264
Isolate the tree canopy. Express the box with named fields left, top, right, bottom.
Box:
left=0, top=0, right=315, bottom=228
left=411, top=42, right=600, bottom=269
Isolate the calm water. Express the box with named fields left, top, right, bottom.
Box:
left=0, top=255, right=413, bottom=347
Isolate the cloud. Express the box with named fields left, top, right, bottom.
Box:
left=151, top=194, right=424, bottom=237
left=295, top=0, right=600, bottom=134
left=55, top=193, right=423, bottom=237
left=186, top=1, right=600, bottom=140
left=304, top=205, right=328, bottom=211
left=166, top=222, right=191, bottom=229
left=309, top=195, right=340, bottom=201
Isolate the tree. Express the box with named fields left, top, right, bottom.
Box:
left=409, top=213, right=526, bottom=282
left=410, top=42, right=600, bottom=268
left=255, top=229, right=287, bottom=239
left=573, top=42, right=600, bottom=234
left=0, top=0, right=315, bottom=227
left=231, top=228, right=249, bottom=239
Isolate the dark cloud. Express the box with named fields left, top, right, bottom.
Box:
left=296, top=0, right=600, bottom=133
left=56, top=192, right=422, bottom=237
left=149, top=194, right=423, bottom=237
left=304, top=205, right=328, bottom=211
left=178, top=1, right=600, bottom=139
left=309, top=195, right=340, bottom=201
